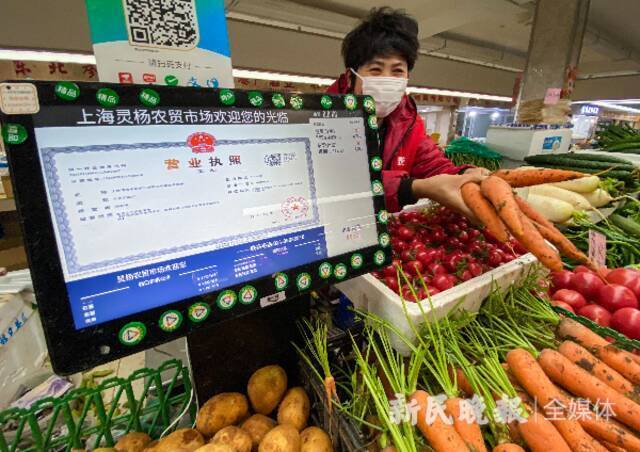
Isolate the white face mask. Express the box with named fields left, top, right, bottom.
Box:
left=351, top=69, right=408, bottom=118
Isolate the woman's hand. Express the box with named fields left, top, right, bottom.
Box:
left=411, top=173, right=487, bottom=221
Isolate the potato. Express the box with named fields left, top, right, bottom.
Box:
left=196, top=393, right=250, bottom=437
left=247, top=365, right=288, bottom=415
left=211, top=426, right=252, bottom=452
left=194, top=445, right=235, bottom=452
left=277, top=387, right=310, bottom=431
left=241, top=414, right=277, bottom=448
left=258, top=424, right=300, bottom=452
left=300, top=427, right=333, bottom=452
left=115, top=432, right=153, bottom=452
left=153, top=428, right=205, bottom=452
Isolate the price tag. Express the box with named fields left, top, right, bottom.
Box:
left=0, top=83, right=39, bottom=114
left=588, top=230, right=607, bottom=268
left=543, top=87, right=562, bottom=105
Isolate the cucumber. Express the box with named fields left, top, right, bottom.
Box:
left=524, top=155, right=635, bottom=172
left=565, top=153, right=633, bottom=165
left=605, top=142, right=640, bottom=152
left=610, top=214, right=640, bottom=239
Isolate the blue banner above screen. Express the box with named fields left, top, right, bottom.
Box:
left=1, top=82, right=387, bottom=373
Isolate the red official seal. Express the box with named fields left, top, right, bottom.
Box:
left=187, top=132, right=215, bottom=153
left=281, top=196, right=310, bottom=220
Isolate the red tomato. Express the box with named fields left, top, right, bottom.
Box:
left=606, top=268, right=640, bottom=299
left=574, top=265, right=594, bottom=274
left=468, top=262, right=483, bottom=277
left=487, top=250, right=503, bottom=267
left=551, top=300, right=575, bottom=314
left=432, top=274, right=454, bottom=291
left=431, top=229, right=446, bottom=243
left=398, top=226, right=415, bottom=241
left=578, top=304, right=612, bottom=327
left=444, top=254, right=465, bottom=272
left=550, top=270, right=574, bottom=292
left=417, top=249, right=438, bottom=266
left=400, top=249, right=414, bottom=263
left=597, top=284, right=638, bottom=312
left=571, top=272, right=605, bottom=300
left=401, top=286, right=415, bottom=301
left=458, top=231, right=470, bottom=243
left=459, top=270, right=473, bottom=281
left=392, top=239, right=408, bottom=252
left=427, top=263, right=447, bottom=276
left=425, top=286, right=440, bottom=297
left=611, top=307, right=640, bottom=339
left=552, top=289, right=587, bottom=310
left=384, top=276, right=399, bottom=292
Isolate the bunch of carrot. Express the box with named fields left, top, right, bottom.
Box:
left=461, top=168, right=596, bottom=272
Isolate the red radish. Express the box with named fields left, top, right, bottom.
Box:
left=606, top=268, right=640, bottom=299
left=425, top=286, right=440, bottom=297
left=468, top=262, right=483, bottom=277
left=577, top=304, right=612, bottom=327
left=405, top=260, right=424, bottom=276
left=459, top=270, right=473, bottom=281
left=552, top=289, right=587, bottom=310
left=384, top=276, right=399, bottom=292
left=432, top=274, right=454, bottom=291
left=397, top=226, right=415, bottom=241
left=550, top=270, right=574, bottom=292
left=382, top=265, right=397, bottom=278
left=571, top=272, right=605, bottom=300
left=574, top=265, right=593, bottom=274
left=611, top=307, right=640, bottom=339
left=427, top=263, right=447, bottom=276
left=597, top=284, right=638, bottom=312
left=551, top=300, right=575, bottom=314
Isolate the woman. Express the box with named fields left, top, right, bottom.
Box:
left=327, top=7, right=488, bottom=216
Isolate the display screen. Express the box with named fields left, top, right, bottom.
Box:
left=32, top=105, right=378, bottom=329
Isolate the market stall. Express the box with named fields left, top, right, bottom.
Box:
left=2, top=78, right=640, bottom=452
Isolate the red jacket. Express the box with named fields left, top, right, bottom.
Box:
left=327, top=75, right=469, bottom=212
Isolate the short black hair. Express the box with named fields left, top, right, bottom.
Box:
left=342, top=7, right=419, bottom=71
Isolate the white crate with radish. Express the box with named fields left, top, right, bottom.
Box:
left=337, top=205, right=538, bottom=354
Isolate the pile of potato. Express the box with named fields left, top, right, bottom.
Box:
left=111, top=365, right=333, bottom=452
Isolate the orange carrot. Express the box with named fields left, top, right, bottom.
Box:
left=537, top=348, right=640, bottom=432
left=324, top=375, right=338, bottom=414
left=514, top=213, right=563, bottom=272
left=534, top=222, right=593, bottom=265
left=493, top=168, right=587, bottom=187
left=410, top=390, right=470, bottom=452
left=492, top=444, right=525, bottom=452
left=451, top=367, right=475, bottom=396
left=506, top=348, right=606, bottom=451
left=557, top=318, right=640, bottom=385
left=445, top=397, right=488, bottom=452
left=553, top=382, right=640, bottom=452
left=557, top=341, right=640, bottom=402
left=480, top=176, right=525, bottom=236
left=516, top=409, right=571, bottom=452
left=461, top=182, right=510, bottom=242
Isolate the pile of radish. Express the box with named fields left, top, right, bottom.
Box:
left=549, top=266, right=640, bottom=339
left=371, top=207, right=527, bottom=300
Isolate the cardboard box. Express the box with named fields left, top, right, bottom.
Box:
left=1, top=176, right=13, bottom=199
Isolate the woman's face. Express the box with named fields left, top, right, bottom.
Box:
left=352, top=55, right=409, bottom=94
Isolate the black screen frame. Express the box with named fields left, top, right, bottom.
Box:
left=0, top=80, right=390, bottom=374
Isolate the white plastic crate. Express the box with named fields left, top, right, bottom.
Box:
left=336, top=253, right=538, bottom=355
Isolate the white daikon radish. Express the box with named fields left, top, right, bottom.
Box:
left=526, top=194, right=574, bottom=223
left=528, top=185, right=592, bottom=210
left=549, top=176, right=600, bottom=193
left=582, top=188, right=614, bottom=208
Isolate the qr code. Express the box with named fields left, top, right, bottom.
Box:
left=122, top=0, right=200, bottom=50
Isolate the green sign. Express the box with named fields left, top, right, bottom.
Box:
left=96, top=88, right=119, bottom=107
left=343, top=94, right=357, bottom=110
left=372, top=180, right=384, bottom=196
left=216, top=290, right=237, bottom=310
left=374, top=250, right=386, bottom=266
left=164, top=75, right=179, bottom=86
left=334, top=263, right=348, bottom=280
left=139, top=88, right=160, bottom=107
left=364, top=96, right=376, bottom=114
left=188, top=302, right=211, bottom=323
left=290, top=95, right=304, bottom=110
left=219, top=89, right=235, bottom=106
left=371, top=156, right=383, bottom=171
left=248, top=91, right=264, bottom=107
left=320, top=95, right=333, bottom=109
left=377, top=210, right=389, bottom=224
left=368, top=114, right=378, bottom=130
left=350, top=253, right=364, bottom=269
left=239, top=285, right=258, bottom=305
left=54, top=82, right=80, bottom=101
left=119, top=322, right=146, bottom=346
left=159, top=310, right=183, bottom=332
left=272, top=93, right=286, bottom=108
left=2, top=123, right=28, bottom=145
left=318, top=262, right=333, bottom=279
left=274, top=272, right=289, bottom=290
left=296, top=273, right=312, bottom=291
left=379, top=233, right=391, bottom=248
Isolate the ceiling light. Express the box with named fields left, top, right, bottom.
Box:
left=0, top=49, right=96, bottom=64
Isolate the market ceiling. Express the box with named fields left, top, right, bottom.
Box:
left=0, top=0, right=639, bottom=80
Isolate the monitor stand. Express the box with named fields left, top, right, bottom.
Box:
left=186, top=296, right=309, bottom=404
